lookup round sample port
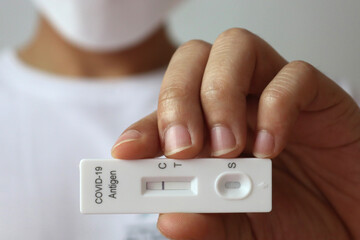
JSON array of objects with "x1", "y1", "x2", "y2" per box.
[{"x1": 215, "y1": 172, "x2": 252, "y2": 199}]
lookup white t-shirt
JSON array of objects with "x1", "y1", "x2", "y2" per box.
[{"x1": 0, "y1": 49, "x2": 167, "y2": 240}]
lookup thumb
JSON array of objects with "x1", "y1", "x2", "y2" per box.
[
  {"x1": 157, "y1": 213, "x2": 254, "y2": 240},
  {"x1": 111, "y1": 111, "x2": 162, "y2": 159},
  {"x1": 157, "y1": 213, "x2": 225, "y2": 240}
]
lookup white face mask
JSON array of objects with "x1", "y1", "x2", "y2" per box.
[{"x1": 31, "y1": 0, "x2": 182, "y2": 52}]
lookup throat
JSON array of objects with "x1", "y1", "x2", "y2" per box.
[{"x1": 18, "y1": 17, "x2": 176, "y2": 79}]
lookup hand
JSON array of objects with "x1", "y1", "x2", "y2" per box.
[{"x1": 111, "y1": 28, "x2": 360, "y2": 240}]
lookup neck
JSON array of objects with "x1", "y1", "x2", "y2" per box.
[{"x1": 18, "y1": 17, "x2": 176, "y2": 78}]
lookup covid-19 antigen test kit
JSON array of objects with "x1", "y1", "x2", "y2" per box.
[{"x1": 80, "y1": 158, "x2": 272, "y2": 213}]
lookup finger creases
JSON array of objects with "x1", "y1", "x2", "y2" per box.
[
  {"x1": 158, "y1": 40, "x2": 211, "y2": 159},
  {"x1": 200, "y1": 28, "x2": 260, "y2": 157},
  {"x1": 253, "y1": 60, "x2": 345, "y2": 158}
]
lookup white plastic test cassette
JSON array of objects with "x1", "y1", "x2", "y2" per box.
[{"x1": 80, "y1": 158, "x2": 272, "y2": 214}]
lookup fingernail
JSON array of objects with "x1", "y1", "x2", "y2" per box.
[
  {"x1": 211, "y1": 125, "x2": 237, "y2": 157},
  {"x1": 164, "y1": 124, "x2": 192, "y2": 155},
  {"x1": 111, "y1": 130, "x2": 142, "y2": 152},
  {"x1": 253, "y1": 130, "x2": 274, "y2": 158}
]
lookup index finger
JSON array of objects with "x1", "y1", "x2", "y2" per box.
[{"x1": 157, "y1": 40, "x2": 212, "y2": 158}]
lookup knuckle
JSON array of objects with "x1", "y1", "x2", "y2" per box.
[
  {"x1": 219, "y1": 28, "x2": 254, "y2": 39},
  {"x1": 158, "y1": 85, "x2": 188, "y2": 106},
  {"x1": 201, "y1": 84, "x2": 228, "y2": 101},
  {"x1": 280, "y1": 60, "x2": 319, "y2": 91},
  {"x1": 261, "y1": 87, "x2": 290, "y2": 109},
  {"x1": 215, "y1": 28, "x2": 257, "y2": 52},
  {"x1": 286, "y1": 60, "x2": 317, "y2": 76},
  {"x1": 217, "y1": 28, "x2": 255, "y2": 43},
  {"x1": 178, "y1": 39, "x2": 210, "y2": 52}
]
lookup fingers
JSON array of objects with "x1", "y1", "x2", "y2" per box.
[
  {"x1": 111, "y1": 111, "x2": 162, "y2": 159},
  {"x1": 157, "y1": 213, "x2": 254, "y2": 240},
  {"x1": 114, "y1": 28, "x2": 322, "y2": 161},
  {"x1": 200, "y1": 29, "x2": 255, "y2": 157},
  {"x1": 201, "y1": 28, "x2": 287, "y2": 157},
  {"x1": 158, "y1": 40, "x2": 211, "y2": 158},
  {"x1": 253, "y1": 61, "x2": 334, "y2": 158}
]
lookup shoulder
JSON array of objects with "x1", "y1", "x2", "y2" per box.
[
  {"x1": 0, "y1": 48, "x2": 15, "y2": 65},
  {"x1": 0, "y1": 48, "x2": 26, "y2": 101},
  {"x1": 0, "y1": 48, "x2": 17, "y2": 81}
]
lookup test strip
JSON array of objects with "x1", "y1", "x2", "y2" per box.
[{"x1": 80, "y1": 158, "x2": 272, "y2": 213}]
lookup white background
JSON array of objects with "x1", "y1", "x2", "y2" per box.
[{"x1": 0, "y1": 0, "x2": 359, "y2": 85}]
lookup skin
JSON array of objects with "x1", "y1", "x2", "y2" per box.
[
  {"x1": 20, "y1": 16, "x2": 359, "y2": 240},
  {"x1": 111, "y1": 28, "x2": 360, "y2": 239},
  {"x1": 19, "y1": 17, "x2": 176, "y2": 78}
]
